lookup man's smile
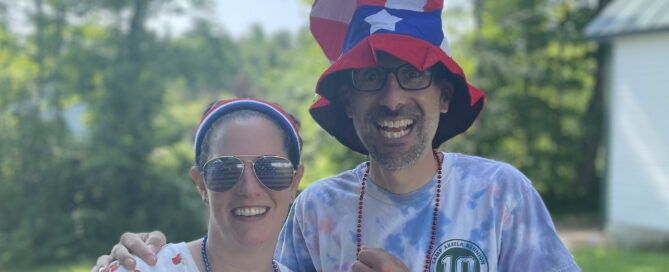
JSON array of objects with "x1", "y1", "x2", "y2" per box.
[{"x1": 377, "y1": 119, "x2": 414, "y2": 139}]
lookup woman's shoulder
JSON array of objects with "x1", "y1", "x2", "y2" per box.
[{"x1": 111, "y1": 242, "x2": 199, "y2": 272}]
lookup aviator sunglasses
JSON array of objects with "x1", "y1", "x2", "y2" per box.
[{"x1": 202, "y1": 155, "x2": 296, "y2": 192}]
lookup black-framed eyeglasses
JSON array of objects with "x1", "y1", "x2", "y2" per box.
[
  {"x1": 201, "y1": 155, "x2": 296, "y2": 192},
  {"x1": 351, "y1": 63, "x2": 433, "y2": 92}
]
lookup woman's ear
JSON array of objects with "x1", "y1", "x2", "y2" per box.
[
  {"x1": 289, "y1": 164, "x2": 304, "y2": 203},
  {"x1": 191, "y1": 166, "x2": 209, "y2": 206}
]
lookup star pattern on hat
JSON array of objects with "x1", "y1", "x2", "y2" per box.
[{"x1": 364, "y1": 9, "x2": 403, "y2": 34}]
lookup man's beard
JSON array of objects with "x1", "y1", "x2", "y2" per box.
[
  {"x1": 369, "y1": 140, "x2": 424, "y2": 170},
  {"x1": 352, "y1": 105, "x2": 438, "y2": 171}
]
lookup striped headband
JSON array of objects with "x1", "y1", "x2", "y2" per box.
[{"x1": 194, "y1": 98, "x2": 301, "y2": 169}]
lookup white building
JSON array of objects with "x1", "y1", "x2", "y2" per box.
[{"x1": 585, "y1": 0, "x2": 669, "y2": 248}]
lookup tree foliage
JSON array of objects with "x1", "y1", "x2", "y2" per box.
[
  {"x1": 0, "y1": 0, "x2": 229, "y2": 266},
  {"x1": 444, "y1": 0, "x2": 603, "y2": 213}
]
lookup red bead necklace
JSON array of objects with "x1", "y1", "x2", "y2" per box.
[{"x1": 356, "y1": 150, "x2": 442, "y2": 272}]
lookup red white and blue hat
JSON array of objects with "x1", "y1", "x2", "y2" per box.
[
  {"x1": 308, "y1": 0, "x2": 486, "y2": 154},
  {"x1": 194, "y1": 98, "x2": 302, "y2": 168}
]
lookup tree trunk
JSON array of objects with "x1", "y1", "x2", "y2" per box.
[{"x1": 574, "y1": 0, "x2": 610, "y2": 200}]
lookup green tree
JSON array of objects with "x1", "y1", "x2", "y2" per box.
[
  {"x1": 0, "y1": 0, "x2": 228, "y2": 266},
  {"x1": 445, "y1": 0, "x2": 603, "y2": 213}
]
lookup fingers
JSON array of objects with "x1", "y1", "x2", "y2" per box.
[
  {"x1": 111, "y1": 242, "x2": 136, "y2": 269},
  {"x1": 357, "y1": 247, "x2": 384, "y2": 269},
  {"x1": 118, "y1": 232, "x2": 157, "y2": 266},
  {"x1": 91, "y1": 230, "x2": 167, "y2": 272},
  {"x1": 356, "y1": 246, "x2": 410, "y2": 272},
  {"x1": 145, "y1": 230, "x2": 167, "y2": 255},
  {"x1": 91, "y1": 254, "x2": 113, "y2": 272},
  {"x1": 351, "y1": 260, "x2": 374, "y2": 272}
]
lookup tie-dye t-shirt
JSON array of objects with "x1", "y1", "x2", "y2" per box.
[{"x1": 275, "y1": 152, "x2": 579, "y2": 272}]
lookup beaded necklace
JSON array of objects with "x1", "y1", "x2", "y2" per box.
[
  {"x1": 201, "y1": 233, "x2": 279, "y2": 272},
  {"x1": 356, "y1": 150, "x2": 442, "y2": 272}
]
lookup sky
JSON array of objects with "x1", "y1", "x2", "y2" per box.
[
  {"x1": 215, "y1": 0, "x2": 309, "y2": 37},
  {"x1": 5, "y1": 0, "x2": 310, "y2": 39},
  {"x1": 211, "y1": 0, "x2": 469, "y2": 38},
  {"x1": 6, "y1": 0, "x2": 470, "y2": 40}
]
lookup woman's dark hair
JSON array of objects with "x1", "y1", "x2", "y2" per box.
[{"x1": 196, "y1": 101, "x2": 301, "y2": 171}]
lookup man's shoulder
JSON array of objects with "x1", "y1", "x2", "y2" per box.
[
  {"x1": 445, "y1": 152, "x2": 531, "y2": 187},
  {"x1": 447, "y1": 152, "x2": 520, "y2": 172}
]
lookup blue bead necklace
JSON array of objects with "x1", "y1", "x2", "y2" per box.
[{"x1": 201, "y1": 233, "x2": 279, "y2": 272}]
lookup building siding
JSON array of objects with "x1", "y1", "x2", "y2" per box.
[{"x1": 606, "y1": 32, "x2": 669, "y2": 237}]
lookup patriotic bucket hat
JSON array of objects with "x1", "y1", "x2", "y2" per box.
[{"x1": 308, "y1": 0, "x2": 486, "y2": 154}]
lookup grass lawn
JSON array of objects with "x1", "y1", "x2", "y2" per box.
[{"x1": 573, "y1": 246, "x2": 669, "y2": 272}]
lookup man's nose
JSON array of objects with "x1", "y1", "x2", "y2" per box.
[{"x1": 377, "y1": 73, "x2": 407, "y2": 111}]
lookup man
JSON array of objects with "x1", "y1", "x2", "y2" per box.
[{"x1": 94, "y1": 0, "x2": 580, "y2": 271}]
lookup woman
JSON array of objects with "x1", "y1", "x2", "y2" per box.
[{"x1": 102, "y1": 98, "x2": 303, "y2": 272}]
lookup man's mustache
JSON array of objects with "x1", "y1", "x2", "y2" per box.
[{"x1": 367, "y1": 105, "x2": 421, "y2": 120}]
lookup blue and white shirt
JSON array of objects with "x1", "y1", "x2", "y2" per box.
[{"x1": 276, "y1": 152, "x2": 580, "y2": 272}]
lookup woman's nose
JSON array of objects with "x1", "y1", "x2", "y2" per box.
[{"x1": 233, "y1": 162, "x2": 264, "y2": 196}]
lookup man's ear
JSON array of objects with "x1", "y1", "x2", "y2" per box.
[
  {"x1": 190, "y1": 166, "x2": 209, "y2": 206},
  {"x1": 338, "y1": 84, "x2": 354, "y2": 118},
  {"x1": 439, "y1": 80, "x2": 454, "y2": 114}
]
